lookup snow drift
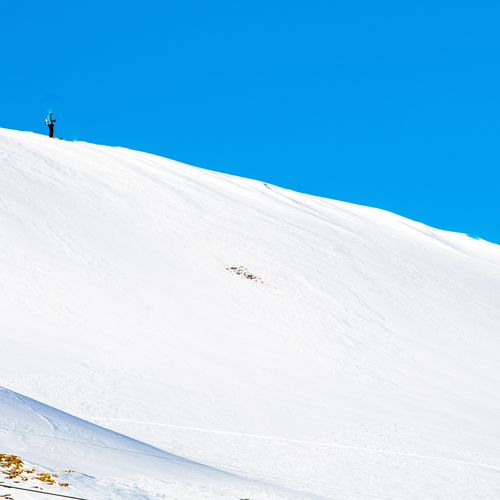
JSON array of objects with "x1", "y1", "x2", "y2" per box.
[{"x1": 1, "y1": 127, "x2": 499, "y2": 499}]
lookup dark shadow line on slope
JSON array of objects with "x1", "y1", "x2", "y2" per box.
[{"x1": 0, "y1": 484, "x2": 91, "y2": 500}]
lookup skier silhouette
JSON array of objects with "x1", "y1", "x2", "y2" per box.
[{"x1": 46, "y1": 113, "x2": 56, "y2": 138}]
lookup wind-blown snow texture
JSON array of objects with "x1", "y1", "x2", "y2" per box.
[{"x1": 1, "y1": 128, "x2": 499, "y2": 500}]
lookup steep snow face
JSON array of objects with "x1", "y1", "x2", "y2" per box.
[
  {"x1": 0, "y1": 387, "x2": 318, "y2": 500},
  {"x1": 1, "y1": 127, "x2": 499, "y2": 499}
]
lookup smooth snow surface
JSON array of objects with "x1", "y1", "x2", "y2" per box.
[{"x1": 1, "y1": 128, "x2": 500, "y2": 500}]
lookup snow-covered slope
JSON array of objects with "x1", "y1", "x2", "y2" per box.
[
  {"x1": 0, "y1": 386, "x2": 317, "y2": 500},
  {"x1": 1, "y1": 127, "x2": 499, "y2": 499}
]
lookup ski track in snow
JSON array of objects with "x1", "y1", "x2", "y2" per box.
[{"x1": 84, "y1": 418, "x2": 500, "y2": 472}]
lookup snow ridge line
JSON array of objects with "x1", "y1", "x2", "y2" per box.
[{"x1": 89, "y1": 418, "x2": 500, "y2": 472}]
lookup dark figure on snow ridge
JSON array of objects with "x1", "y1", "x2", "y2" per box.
[{"x1": 46, "y1": 113, "x2": 56, "y2": 137}]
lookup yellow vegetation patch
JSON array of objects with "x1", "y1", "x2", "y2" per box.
[{"x1": 0, "y1": 453, "x2": 71, "y2": 488}]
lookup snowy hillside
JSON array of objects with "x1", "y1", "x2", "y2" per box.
[{"x1": 1, "y1": 127, "x2": 499, "y2": 500}]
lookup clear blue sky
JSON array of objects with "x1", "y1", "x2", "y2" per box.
[{"x1": 3, "y1": 1, "x2": 500, "y2": 245}]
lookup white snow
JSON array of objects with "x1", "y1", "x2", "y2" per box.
[{"x1": 1, "y1": 127, "x2": 499, "y2": 499}]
